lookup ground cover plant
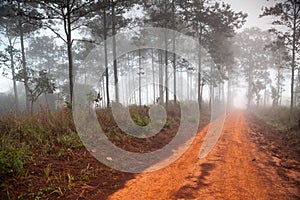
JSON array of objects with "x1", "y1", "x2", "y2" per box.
[{"x1": 0, "y1": 104, "x2": 210, "y2": 199}]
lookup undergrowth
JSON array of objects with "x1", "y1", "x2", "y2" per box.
[
  {"x1": 252, "y1": 106, "x2": 300, "y2": 141},
  {"x1": 0, "y1": 103, "x2": 210, "y2": 199},
  {"x1": 0, "y1": 109, "x2": 81, "y2": 177}
]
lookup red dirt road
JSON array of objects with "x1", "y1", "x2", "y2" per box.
[{"x1": 106, "y1": 111, "x2": 299, "y2": 200}]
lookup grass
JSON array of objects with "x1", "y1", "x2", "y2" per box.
[
  {"x1": 0, "y1": 103, "x2": 210, "y2": 199},
  {"x1": 253, "y1": 106, "x2": 299, "y2": 131},
  {"x1": 252, "y1": 106, "x2": 300, "y2": 143},
  {"x1": 0, "y1": 109, "x2": 85, "y2": 199}
]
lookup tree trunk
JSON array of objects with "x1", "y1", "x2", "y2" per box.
[
  {"x1": 67, "y1": 42, "x2": 73, "y2": 104},
  {"x1": 172, "y1": 1, "x2": 176, "y2": 104},
  {"x1": 152, "y1": 49, "x2": 155, "y2": 104},
  {"x1": 247, "y1": 69, "x2": 253, "y2": 109},
  {"x1": 146, "y1": 67, "x2": 149, "y2": 105},
  {"x1": 111, "y1": 0, "x2": 119, "y2": 103},
  {"x1": 197, "y1": 26, "x2": 202, "y2": 109},
  {"x1": 290, "y1": 7, "x2": 296, "y2": 115},
  {"x1": 164, "y1": 34, "x2": 168, "y2": 109},
  {"x1": 159, "y1": 50, "x2": 164, "y2": 104},
  {"x1": 227, "y1": 76, "x2": 231, "y2": 110},
  {"x1": 173, "y1": 54, "x2": 176, "y2": 104},
  {"x1": 180, "y1": 71, "x2": 183, "y2": 100},
  {"x1": 209, "y1": 60, "x2": 213, "y2": 110},
  {"x1": 264, "y1": 81, "x2": 267, "y2": 107},
  {"x1": 164, "y1": 2, "x2": 168, "y2": 109},
  {"x1": 8, "y1": 39, "x2": 19, "y2": 112},
  {"x1": 18, "y1": 2, "x2": 29, "y2": 112},
  {"x1": 138, "y1": 48, "x2": 142, "y2": 107},
  {"x1": 187, "y1": 71, "x2": 190, "y2": 100},
  {"x1": 65, "y1": 2, "x2": 74, "y2": 105},
  {"x1": 31, "y1": 100, "x2": 34, "y2": 115},
  {"x1": 103, "y1": 6, "x2": 110, "y2": 107},
  {"x1": 102, "y1": 77, "x2": 106, "y2": 108}
]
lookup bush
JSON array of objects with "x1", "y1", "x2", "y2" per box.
[
  {"x1": 0, "y1": 147, "x2": 26, "y2": 177},
  {"x1": 253, "y1": 106, "x2": 300, "y2": 131}
]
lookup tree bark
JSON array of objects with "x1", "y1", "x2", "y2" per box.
[
  {"x1": 138, "y1": 48, "x2": 142, "y2": 107},
  {"x1": 164, "y1": 1, "x2": 168, "y2": 109},
  {"x1": 164, "y1": 33, "x2": 168, "y2": 109},
  {"x1": 159, "y1": 50, "x2": 164, "y2": 104},
  {"x1": 64, "y1": 0, "x2": 74, "y2": 106},
  {"x1": 172, "y1": 1, "x2": 176, "y2": 104},
  {"x1": 227, "y1": 75, "x2": 231, "y2": 110},
  {"x1": 152, "y1": 49, "x2": 155, "y2": 104},
  {"x1": 18, "y1": 2, "x2": 29, "y2": 112},
  {"x1": 111, "y1": 0, "x2": 119, "y2": 103},
  {"x1": 290, "y1": 5, "x2": 296, "y2": 114},
  {"x1": 197, "y1": 27, "x2": 202, "y2": 109},
  {"x1": 8, "y1": 39, "x2": 19, "y2": 112},
  {"x1": 103, "y1": 5, "x2": 110, "y2": 107}
]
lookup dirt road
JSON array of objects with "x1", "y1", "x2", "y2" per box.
[{"x1": 106, "y1": 111, "x2": 299, "y2": 200}]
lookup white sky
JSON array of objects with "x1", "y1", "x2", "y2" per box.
[
  {"x1": 224, "y1": 0, "x2": 276, "y2": 31},
  {"x1": 0, "y1": 1, "x2": 277, "y2": 94}
]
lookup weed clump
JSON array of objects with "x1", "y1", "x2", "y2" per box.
[{"x1": 0, "y1": 147, "x2": 26, "y2": 177}]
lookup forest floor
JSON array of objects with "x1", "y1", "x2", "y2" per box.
[{"x1": 1, "y1": 110, "x2": 299, "y2": 199}]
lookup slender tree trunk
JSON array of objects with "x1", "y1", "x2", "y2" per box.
[
  {"x1": 191, "y1": 72, "x2": 194, "y2": 100},
  {"x1": 276, "y1": 55, "x2": 282, "y2": 106},
  {"x1": 138, "y1": 49, "x2": 142, "y2": 107},
  {"x1": 264, "y1": 80, "x2": 267, "y2": 107},
  {"x1": 173, "y1": 56, "x2": 176, "y2": 103},
  {"x1": 164, "y1": 1, "x2": 168, "y2": 109},
  {"x1": 31, "y1": 100, "x2": 34, "y2": 115},
  {"x1": 65, "y1": 2, "x2": 74, "y2": 105},
  {"x1": 291, "y1": 8, "x2": 300, "y2": 127},
  {"x1": 8, "y1": 39, "x2": 19, "y2": 112},
  {"x1": 247, "y1": 68, "x2": 253, "y2": 109},
  {"x1": 18, "y1": 2, "x2": 29, "y2": 112},
  {"x1": 164, "y1": 34, "x2": 168, "y2": 108},
  {"x1": 187, "y1": 71, "x2": 190, "y2": 100},
  {"x1": 222, "y1": 83, "x2": 224, "y2": 103},
  {"x1": 173, "y1": 34, "x2": 177, "y2": 104},
  {"x1": 111, "y1": 0, "x2": 119, "y2": 103},
  {"x1": 209, "y1": 60, "x2": 213, "y2": 110},
  {"x1": 197, "y1": 28, "x2": 202, "y2": 109},
  {"x1": 67, "y1": 41, "x2": 73, "y2": 104},
  {"x1": 159, "y1": 50, "x2": 164, "y2": 104},
  {"x1": 103, "y1": 6, "x2": 110, "y2": 107},
  {"x1": 180, "y1": 71, "x2": 183, "y2": 100},
  {"x1": 146, "y1": 68, "x2": 149, "y2": 105},
  {"x1": 102, "y1": 77, "x2": 106, "y2": 108},
  {"x1": 126, "y1": 53, "x2": 131, "y2": 106},
  {"x1": 227, "y1": 77, "x2": 231, "y2": 110},
  {"x1": 290, "y1": 9, "x2": 296, "y2": 115},
  {"x1": 172, "y1": 1, "x2": 177, "y2": 104},
  {"x1": 200, "y1": 82, "x2": 204, "y2": 105},
  {"x1": 152, "y1": 49, "x2": 155, "y2": 104}
]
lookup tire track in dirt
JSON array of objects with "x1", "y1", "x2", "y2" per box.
[{"x1": 104, "y1": 111, "x2": 295, "y2": 200}]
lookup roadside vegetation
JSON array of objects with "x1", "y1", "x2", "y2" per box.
[
  {"x1": 252, "y1": 106, "x2": 300, "y2": 151},
  {"x1": 0, "y1": 104, "x2": 210, "y2": 199}
]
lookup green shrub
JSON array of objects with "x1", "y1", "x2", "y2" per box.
[
  {"x1": 134, "y1": 115, "x2": 150, "y2": 127},
  {"x1": 57, "y1": 133, "x2": 83, "y2": 149},
  {"x1": 0, "y1": 147, "x2": 26, "y2": 177}
]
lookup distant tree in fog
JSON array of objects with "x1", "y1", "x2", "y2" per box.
[
  {"x1": 234, "y1": 28, "x2": 272, "y2": 108},
  {"x1": 16, "y1": 69, "x2": 56, "y2": 114},
  {"x1": 261, "y1": 0, "x2": 300, "y2": 112}
]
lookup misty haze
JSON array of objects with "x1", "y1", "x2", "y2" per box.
[{"x1": 0, "y1": 0, "x2": 299, "y2": 199}]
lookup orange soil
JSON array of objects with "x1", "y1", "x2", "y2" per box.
[{"x1": 105, "y1": 111, "x2": 298, "y2": 200}]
